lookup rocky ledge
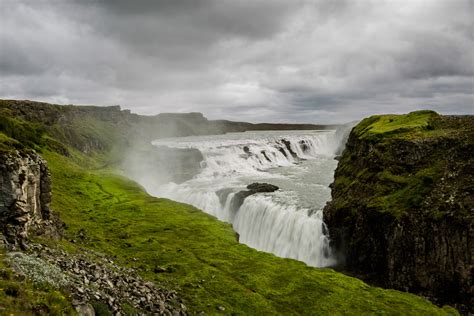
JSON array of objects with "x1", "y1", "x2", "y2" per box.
[{"x1": 0, "y1": 149, "x2": 59, "y2": 248}]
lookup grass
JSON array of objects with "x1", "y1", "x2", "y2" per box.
[
  {"x1": 39, "y1": 150, "x2": 457, "y2": 315},
  {"x1": 0, "y1": 108, "x2": 45, "y2": 149},
  {"x1": 353, "y1": 110, "x2": 439, "y2": 140}
]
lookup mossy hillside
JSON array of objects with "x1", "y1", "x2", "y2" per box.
[
  {"x1": 41, "y1": 150, "x2": 457, "y2": 315},
  {"x1": 332, "y1": 111, "x2": 473, "y2": 219},
  {"x1": 353, "y1": 110, "x2": 439, "y2": 140},
  {"x1": 0, "y1": 108, "x2": 46, "y2": 151}
]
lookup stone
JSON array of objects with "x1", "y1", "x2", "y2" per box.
[{"x1": 246, "y1": 183, "x2": 279, "y2": 193}]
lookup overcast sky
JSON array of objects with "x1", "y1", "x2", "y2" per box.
[{"x1": 1, "y1": 0, "x2": 473, "y2": 123}]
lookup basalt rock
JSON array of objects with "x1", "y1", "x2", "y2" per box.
[
  {"x1": 281, "y1": 139, "x2": 298, "y2": 159},
  {"x1": 324, "y1": 113, "x2": 474, "y2": 313},
  {"x1": 0, "y1": 150, "x2": 59, "y2": 247},
  {"x1": 247, "y1": 183, "x2": 279, "y2": 193}
]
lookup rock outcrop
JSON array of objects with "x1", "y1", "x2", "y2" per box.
[
  {"x1": 0, "y1": 149, "x2": 58, "y2": 247},
  {"x1": 324, "y1": 112, "x2": 473, "y2": 313}
]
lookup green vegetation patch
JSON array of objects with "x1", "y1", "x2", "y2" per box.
[
  {"x1": 353, "y1": 110, "x2": 439, "y2": 140},
  {"x1": 0, "y1": 109, "x2": 45, "y2": 150}
]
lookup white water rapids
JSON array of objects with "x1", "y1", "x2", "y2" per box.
[{"x1": 147, "y1": 130, "x2": 347, "y2": 267}]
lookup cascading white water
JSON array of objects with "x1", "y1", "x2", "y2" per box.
[
  {"x1": 149, "y1": 130, "x2": 344, "y2": 268},
  {"x1": 234, "y1": 196, "x2": 332, "y2": 267}
]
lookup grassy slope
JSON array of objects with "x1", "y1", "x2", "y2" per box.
[
  {"x1": 39, "y1": 150, "x2": 456, "y2": 315},
  {"x1": 353, "y1": 110, "x2": 439, "y2": 139}
]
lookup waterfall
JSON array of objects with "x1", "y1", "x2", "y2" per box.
[
  {"x1": 149, "y1": 130, "x2": 345, "y2": 267},
  {"x1": 234, "y1": 196, "x2": 333, "y2": 267}
]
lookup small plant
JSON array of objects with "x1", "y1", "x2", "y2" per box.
[{"x1": 7, "y1": 252, "x2": 69, "y2": 289}]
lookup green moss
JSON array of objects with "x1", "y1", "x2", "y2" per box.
[
  {"x1": 0, "y1": 109, "x2": 46, "y2": 150},
  {"x1": 354, "y1": 110, "x2": 439, "y2": 140},
  {"x1": 366, "y1": 164, "x2": 444, "y2": 218},
  {"x1": 40, "y1": 150, "x2": 455, "y2": 315},
  {"x1": 378, "y1": 170, "x2": 410, "y2": 185}
]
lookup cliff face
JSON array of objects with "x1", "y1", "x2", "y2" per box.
[
  {"x1": 324, "y1": 111, "x2": 473, "y2": 312},
  {"x1": 0, "y1": 149, "x2": 56, "y2": 247}
]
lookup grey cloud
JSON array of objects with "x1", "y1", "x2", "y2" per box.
[
  {"x1": 0, "y1": 39, "x2": 48, "y2": 76},
  {"x1": 396, "y1": 32, "x2": 474, "y2": 80},
  {"x1": 0, "y1": 0, "x2": 472, "y2": 123}
]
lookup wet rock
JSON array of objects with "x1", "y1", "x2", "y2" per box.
[
  {"x1": 277, "y1": 147, "x2": 287, "y2": 158},
  {"x1": 281, "y1": 139, "x2": 298, "y2": 159},
  {"x1": 260, "y1": 151, "x2": 271, "y2": 162},
  {"x1": 247, "y1": 183, "x2": 279, "y2": 193}
]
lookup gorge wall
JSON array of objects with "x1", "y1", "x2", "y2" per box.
[
  {"x1": 0, "y1": 149, "x2": 56, "y2": 247},
  {"x1": 324, "y1": 111, "x2": 473, "y2": 312}
]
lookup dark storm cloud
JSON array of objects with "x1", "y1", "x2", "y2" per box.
[{"x1": 0, "y1": 0, "x2": 472, "y2": 123}]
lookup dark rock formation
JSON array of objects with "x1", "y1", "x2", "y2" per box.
[
  {"x1": 260, "y1": 151, "x2": 271, "y2": 162},
  {"x1": 324, "y1": 113, "x2": 473, "y2": 313},
  {"x1": 247, "y1": 183, "x2": 279, "y2": 193},
  {"x1": 281, "y1": 139, "x2": 298, "y2": 159},
  {"x1": 0, "y1": 150, "x2": 59, "y2": 247}
]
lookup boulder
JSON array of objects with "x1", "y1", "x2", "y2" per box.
[{"x1": 247, "y1": 183, "x2": 279, "y2": 193}]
